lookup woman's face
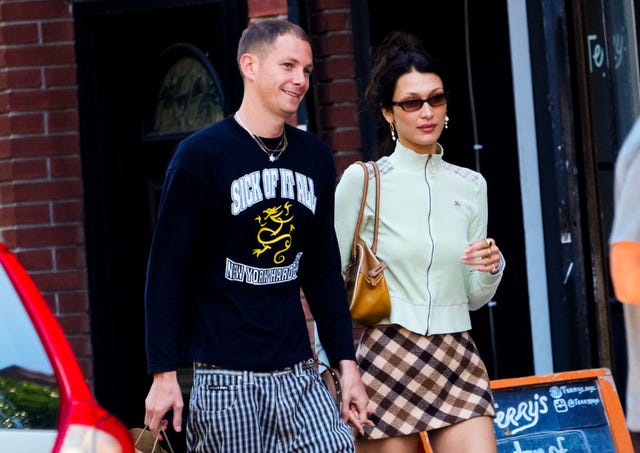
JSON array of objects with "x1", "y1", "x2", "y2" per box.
[{"x1": 382, "y1": 70, "x2": 447, "y2": 154}]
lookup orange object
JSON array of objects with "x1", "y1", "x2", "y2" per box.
[
  {"x1": 610, "y1": 241, "x2": 640, "y2": 305},
  {"x1": 418, "y1": 431, "x2": 432, "y2": 453}
]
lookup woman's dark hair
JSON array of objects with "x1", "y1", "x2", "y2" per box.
[{"x1": 365, "y1": 31, "x2": 446, "y2": 155}]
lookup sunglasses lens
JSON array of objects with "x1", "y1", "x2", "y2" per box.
[
  {"x1": 427, "y1": 94, "x2": 447, "y2": 107},
  {"x1": 402, "y1": 100, "x2": 424, "y2": 111}
]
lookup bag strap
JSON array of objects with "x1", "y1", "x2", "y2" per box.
[
  {"x1": 370, "y1": 161, "x2": 381, "y2": 253},
  {"x1": 351, "y1": 161, "x2": 381, "y2": 256},
  {"x1": 350, "y1": 162, "x2": 368, "y2": 259},
  {"x1": 134, "y1": 425, "x2": 175, "y2": 453}
]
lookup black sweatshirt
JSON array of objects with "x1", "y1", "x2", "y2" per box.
[{"x1": 145, "y1": 115, "x2": 355, "y2": 373}]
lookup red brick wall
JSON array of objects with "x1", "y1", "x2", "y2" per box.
[
  {"x1": 308, "y1": 0, "x2": 362, "y2": 174},
  {"x1": 248, "y1": 0, "x2": 287, "y2": 18},
  {"x1": 305, "y1": 2, "x2": 364, "y2": 348},
  {"x1": 0, "y1": 0, "x2": 91, "y2": 379}
]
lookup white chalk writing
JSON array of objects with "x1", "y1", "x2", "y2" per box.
[
  {"x1": 494, "y1": 393, "x2": 549, "y2": 435},
  {"x1": 510, "y1": 436, "x2": 568, "y2": 453},
  {"x1": 586, "y1": 30, "x2": 628, "y2": 75}
]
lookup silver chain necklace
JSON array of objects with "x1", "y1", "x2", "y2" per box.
[{"x1": 234, "y1": 113, "x2": 288, "y2": 162}]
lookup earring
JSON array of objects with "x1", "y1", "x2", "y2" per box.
[
  {"x1": 444, "y1": 115, "x2": 449, "y2": 129},
  {"x1": 389, "y1": 122, "x2": 397, "y2": 141}
]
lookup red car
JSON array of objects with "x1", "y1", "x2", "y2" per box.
[{"x1": 0, "y1": 243, "x2": 134, "y2": 452}]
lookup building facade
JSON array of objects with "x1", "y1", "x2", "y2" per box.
[{"x1": 1, "y1": 0, "x2": 638, "y2": 438}]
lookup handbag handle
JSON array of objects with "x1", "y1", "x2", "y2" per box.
[
  {"x1": 133, "y1": 425, "x2": 175, "y2": 453},
  {"x1": 351, "y1": 161, "x2": 381, "y2": 257}
]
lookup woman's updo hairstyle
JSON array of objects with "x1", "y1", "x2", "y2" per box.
[
  {"x1": 365, "y1": 31, "x2": 445, "y2": 111},
  {"x1": 365, "y1": 31, "x2": 446, "y2": 155}
]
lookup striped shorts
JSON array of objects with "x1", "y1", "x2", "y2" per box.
[{"x1": 186, "y1": 359, "x2": 354, "y2": 452}]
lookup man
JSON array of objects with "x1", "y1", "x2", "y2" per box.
[
  {"x1": 143, "y1": 18, "x2": 370, "y2": 452},
  {"x1": 609, "y1": 117, "x2": 640, "y2": 451}
]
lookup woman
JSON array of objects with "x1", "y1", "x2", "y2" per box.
[{"x1": 318, "y1": 31, "x2": 504, "y2": 452}]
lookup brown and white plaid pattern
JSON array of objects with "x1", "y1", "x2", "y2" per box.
[{"x1": 355, "y1": 324, "x2": 495, "y2": 439}]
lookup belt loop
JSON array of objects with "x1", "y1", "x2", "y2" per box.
[
  {"x1": 295, "y1": 358, "x2": 315, "y2": 376},
  {"x1": 243, "y1": 370, "x2": 254, "y2": 384}
]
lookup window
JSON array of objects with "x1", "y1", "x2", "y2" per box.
[
  {"x1": 148, "y1": 43, "x2": 225, "y2": 136},
  {"x1": 0, "y1": 264, "x2": 59, "y2": 430}
]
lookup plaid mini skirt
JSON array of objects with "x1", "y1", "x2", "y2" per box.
[{"x1": 356, "y1": 324, "x2": 496, "y2": 440}]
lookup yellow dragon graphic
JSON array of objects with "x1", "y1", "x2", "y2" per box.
[{"x1": 253, "y1": 201, "x2": 295, "y2": 264}]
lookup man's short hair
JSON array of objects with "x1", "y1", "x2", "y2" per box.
[{"x1": 236, "y1": 18, "x2": 311, "y2": 65}]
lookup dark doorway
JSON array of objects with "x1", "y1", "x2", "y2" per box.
[
  {"x1": 361, "y1": 0, "x2": 533, "y2": 379},
  {"x1": 73, "y1": 1, "x2": 247, "y2": 446}
]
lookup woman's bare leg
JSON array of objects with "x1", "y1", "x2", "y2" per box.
[
  {"x1": 355, "y1": 433, "x2": 421, "y2": 453},
  {"x1": 428, "y1": 416, "x2": 497, "y2": 453}
]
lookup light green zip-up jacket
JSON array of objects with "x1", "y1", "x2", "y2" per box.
[{"x1": 335, "y1": 141, "x2": 504, "y2": 336}]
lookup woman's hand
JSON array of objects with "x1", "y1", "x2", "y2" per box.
[
  {"x1": 338, "y1": 360, "x2": 374, "y2": 434},
  {"x1": 461, "y1": 238, "x2": 501, "y2": 274}
]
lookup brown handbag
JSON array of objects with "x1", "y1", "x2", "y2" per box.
[{"x1": 344, "y1": 161, "x2": 391, "y2": 326}]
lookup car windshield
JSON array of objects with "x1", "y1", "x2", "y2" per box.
[{"x1": 0, "y1": 261, "x2": 59, "y2": 430}]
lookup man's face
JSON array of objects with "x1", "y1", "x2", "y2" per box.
[{"x1": 252, "y1": 34, "x2": 313, "y2": 118}]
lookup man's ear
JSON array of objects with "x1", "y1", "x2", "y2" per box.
[{"x1": 239, "y1": 53, "x2": 257, "y2": 80}]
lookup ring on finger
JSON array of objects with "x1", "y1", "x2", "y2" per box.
[
  {"x1": 485, "y1": 238, "x2": 493, "y2": 248},
  {"x1": 485, "y1": 249, "x2": 492, "y2": 258}
]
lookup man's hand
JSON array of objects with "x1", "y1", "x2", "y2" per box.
[
  {"x1": 144, "y1": 371, "x2": 184, "y2": 440},
  {"x1": 338, "y1": 360, "x2": 374, "y2": 434}
]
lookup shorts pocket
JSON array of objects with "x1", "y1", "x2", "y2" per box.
[{"x1": 190, "y1": 372, "x2": 247, "y2": 414}]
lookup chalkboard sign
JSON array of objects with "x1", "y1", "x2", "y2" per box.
[{"x1": 418, "y1": 368, "x2": 633, "y2": 453}]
